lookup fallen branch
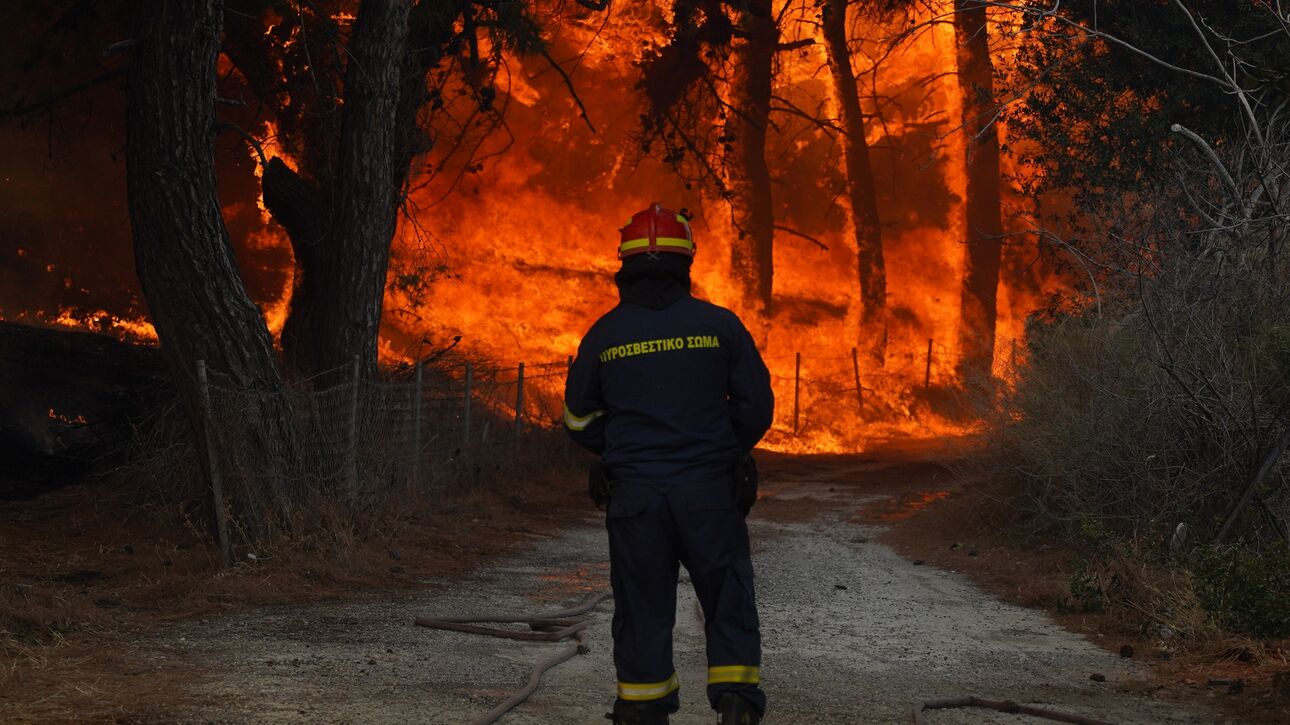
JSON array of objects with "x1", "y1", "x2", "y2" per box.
[{"x1": 911, "y1": 695, "x2": 1118, "y2": 725}]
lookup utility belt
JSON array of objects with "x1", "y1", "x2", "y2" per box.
[{"x1": 588, "y1": 454, "x2": 759, "y2": 514}]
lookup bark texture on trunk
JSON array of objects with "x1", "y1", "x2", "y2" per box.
[
  {"x1": 126, "y1": 0, "x2": 296, "y2": 521},
  {"x1": 954, "y1": 0, "x2": 1004, "y2": 381},
  {"x1": 727, "y1": 0, "x2": 777, "y2": 327},
  {"x1": 226, "y1": 1, "x2": 449, "y2": 386},
  {"x1": 823, "y1": 0, "x2": 887, "y2": 367},
  {"x1": 278, "y1": 0, "x2": 413, "y2": 383}
]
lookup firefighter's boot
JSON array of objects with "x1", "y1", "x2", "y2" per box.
[
  {"x1": 607, "y1": 700, "x2": 670, "y2": 725},
  {"x1": 716, "y1": 693, "x2": 760, "y2": 725}
]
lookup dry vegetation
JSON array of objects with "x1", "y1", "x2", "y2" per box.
[
  {"x1": 0, "y1": 422, "x2": 588, "y2": 721},
  {"x1": 969, "y1": 120, "x2": 1290, "y2": 645},
  {"x1": 941, "y1": 5, "x2": 1290, "y2": 706}
]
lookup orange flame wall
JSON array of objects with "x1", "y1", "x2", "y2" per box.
[
  {"x1": 0, "y1": 2, "x2": 1057, "y2": 452},
  {"x1": 377, "y1": 2, "x2": 1048, "y2": 449}
]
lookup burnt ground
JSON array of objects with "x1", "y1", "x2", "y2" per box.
[{"x1": 3, "y1": 440, "x2": 1284, "y2": 723}]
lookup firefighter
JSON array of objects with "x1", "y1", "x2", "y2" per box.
[{"x1": 563, "y1": 203, "x2": 774, "y2": 725}]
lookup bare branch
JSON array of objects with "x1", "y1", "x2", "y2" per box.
[
  {"x1": 773, "y1": 224, "x2": 829, "y2": 251},
  {"x1": 775, "y1": 38, "x2": 815, "y2": 52},
  {"x1": 1170, "y1": 123, "x2": 1242, "y2": 212},
  {"x1": 0, "y1": 68, "x2": 125, "y2": 119},
  {"x1": 214, "y1": 122, "x2": 269, "y2": 167},
  {"x1": 538, "y1": 47, "x2": 597, "y2": 134}
]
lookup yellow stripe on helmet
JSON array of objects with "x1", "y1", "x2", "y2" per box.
[{"x1": 619, "y1": 237, "x2": 694, "y2": 253}]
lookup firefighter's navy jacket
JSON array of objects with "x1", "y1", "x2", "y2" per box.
[{"x1": 563, "y1": 295, "x2": 774, "y2": 484}]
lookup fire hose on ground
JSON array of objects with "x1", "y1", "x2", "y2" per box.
[
  {"x1": 414, "y1": 590, "x2": 612, "y2": 725},
  {"x1": 414, "y1": 589, "x2": 1123, "y2": 725}
]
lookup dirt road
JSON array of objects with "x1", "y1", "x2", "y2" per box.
[{"x1": 153, "y1": 446, "x2": 1236, "y2": 723}]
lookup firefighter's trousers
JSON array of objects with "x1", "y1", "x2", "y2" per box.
[{"x1": 605, "y1": 479, "x2": 765, "y2": 715}]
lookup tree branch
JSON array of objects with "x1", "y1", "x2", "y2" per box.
[
  {"x1": 214, "y1": 122, "x2": 269, "y2": 167},
  {"x1": 775, "y1": 38, "x2": 815, "y2": 52},
  {"x1": 538, "y1": 47, "x2": 597, "y2": 134},
  {"x1": 0, "y1": 67, "x2": 125, "y2": 119},
  {"x1": 769, "y1": 93, "x2": 840, "y2": 136},
  {"x1": 1215, "y1": 424, "x2": 1290, "y2": 545},
  {"x1": 1170, "y1": 123, "x2": 1242, "y2": 212},
  {"x1": 262, "y1": 158, "x2": 329, "y2": 263},
  {"x1": 774, "y1": 224, "x2": 829, "y2": 251}
]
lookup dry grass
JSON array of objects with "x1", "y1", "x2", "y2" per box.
[
  {"x1": 0, "y1": 430, "x2": 591, "y2": 722},
  {"x1": 881, "y1": 471, "x2": 1290, "y2": 720}
]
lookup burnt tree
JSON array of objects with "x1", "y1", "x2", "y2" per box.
[
  {"x1": 637, "y1": 0, "x2": 789, "y2": 330},
  {"x1": 823, "y1": 0, "x2": 887, "y2": 366},
  {"x1": 274, "y1": 1, "x2": 411, "y2": 383},
  {"x1": 223, "y1": 1, "x2": 547, "y2": 384},
  {"x1": 727, "y1": 0, "x2": 778, "y2": 324},
  {"x1": 954, "y1": 0, "x2": 1004, "y2": 381},
  {"x1": 126, "y1": 0, "x2": 297, "y2": 522},
  {"x1": 225, "y1": 1, "x2": 414, "y2": 383}
]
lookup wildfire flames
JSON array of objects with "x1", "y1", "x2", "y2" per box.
[{"x1": 2, "y1": 1, "x2": 1067, "y2": 453}]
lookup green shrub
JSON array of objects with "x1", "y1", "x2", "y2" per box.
[
  {"x1": 1191, "y1": 545, "x2": 1290, "y2": 638},
  {"x1": 1067, "y1": 564, "x2": 1105, "y2": 612}
]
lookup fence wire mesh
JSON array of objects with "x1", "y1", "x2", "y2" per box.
[
  {"x1": 193, "y1": 335, "x2": 1011, "y2": 524},
  {"x1": 196, "y1": 357, "x2": 578, "y2": 529}
]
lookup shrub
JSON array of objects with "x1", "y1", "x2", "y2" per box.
[{"x1": 1192, "y1": 545, "x2": 1290, "y2": 639}]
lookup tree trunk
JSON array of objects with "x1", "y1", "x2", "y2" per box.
[
  {"x1": 126, "y1": 0, "x2": 296, "y2": 527},
  {"x1": 727, "y1": 0, "x2": 777, "y2": 328},
  {"x1": 823, "y1": 0, "x2": 887, "y2": 367},
  {"x1": 275, "y1": 0, "x2": 413, "y2": 385},
  {"x1": 954, "y1": 0, "x2": 1004, "y2": 382}
]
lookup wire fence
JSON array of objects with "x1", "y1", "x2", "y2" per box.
[
  {"x1": 190, "y1": 335, "x2": 1019, "y2": 560},
  {"x1": 194, "y1": 356, "x2": 581, "y2": 562},
  {"x1": 759, "y1": 335, "x2": 1023, "y2": 440}
]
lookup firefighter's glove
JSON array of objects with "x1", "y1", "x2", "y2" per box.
[
  {"x1": 587, "y1": 460, "x2": 613, "y2": 509},
  {"x1": 733, "y1": 452, "x2": 759, "y2": 514}
]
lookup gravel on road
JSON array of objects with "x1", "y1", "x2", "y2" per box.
[{"x1": 156, "y1": 455, "x2": 1234, "y2": 724}]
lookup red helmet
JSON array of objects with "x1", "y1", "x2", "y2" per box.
[{"x1": 618, "y1": 203, "x2": 695, "y2": 259}]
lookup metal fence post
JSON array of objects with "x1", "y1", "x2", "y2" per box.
[
  {"x1": 514, "y1": 362, "x2": 525, "y2": 438},
  {"x1": 196, "y1": 359, "x2": 232, "y2": 568},
  {"x1": 348, "y1": 356, "x2": 360, "y2": 494},
  {"x1": 462, "y1": 362, "x2": 473, "y2": 446},
  {"x1": 851, "y1": 347, "x2": 863, "y2": 418},
  {"x1": 411, "y1": 361, "x2": 423, "y2": 490},
  {"x1": 793, "y1": 352, "x2": 801, "y2": 436},
  {"x1": 924, "y1": 338, "x2": 933, "y2": 393}
]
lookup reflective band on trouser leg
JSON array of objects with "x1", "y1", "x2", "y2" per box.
[
  {"x1": 707, "y1": 665, "x2": 760, "y2": 685},
  {"x1": 617, "y1": 673, "x2": 680, "y2": 702}
]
